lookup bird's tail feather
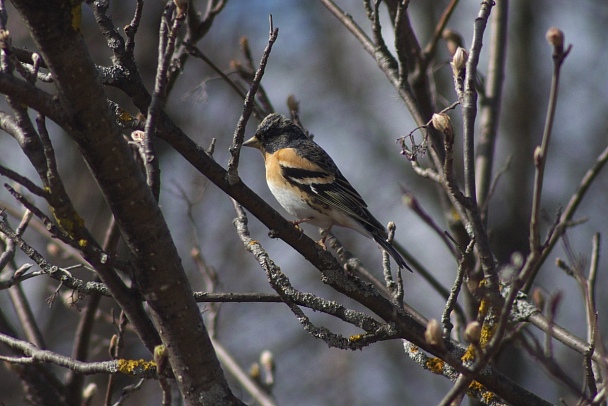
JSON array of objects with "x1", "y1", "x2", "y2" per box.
[{"x1": 372, "y1": 234, "x2": 412, "y2": 272}]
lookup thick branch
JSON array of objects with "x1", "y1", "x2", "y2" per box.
[{"x1": 7, "y1": 1, "x2": 240, "y2": 404}]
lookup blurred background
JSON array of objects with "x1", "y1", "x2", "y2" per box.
[{"x1": 1, "y1": 0, "x2": 607, "y2": 404}]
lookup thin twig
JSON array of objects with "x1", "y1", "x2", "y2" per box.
[
  {"x1": 144, "y1": 4, "x2": 185, "y2": 200},
  {"x1": 441, "y1": 239, "x2": 474, "y2": 336},
  {"x1": 124, "y1": 0, "x2": 144, "y2": 55},
  {"x1": 185, "y1": 44, "x2": 250, "y2": 107},
  {"x1": 529, "y1": 29, "x2": 572, "y2": 254},
  {"x1": 461, "y1": 0, "x2": 496, "y2": 276},
  {"x1": 226, "y1": 17, "x2": 278, "y2": 185},
  {"x1": 0, "y1": 332, "x2": 155, "y2": 378},
  {"x1": 232, "y1": 199, "x2": 397, "y2": 348},
  {"x1": 0, "y1": 164, "x2": 46, "y2": 197},
  {"x1": 402, "y1": 190, "x2": 457, "y2": 258},
  {"x1": 522, "y1": 31, "x2": 574, "y2": 290}
]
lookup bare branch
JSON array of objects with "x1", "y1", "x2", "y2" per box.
[
  {"x1": 226, "y1": 18, "x2": 279, "y2": 185},
  {"x1": 0, "y1": 332, "x2": 156, "y2": 378}
]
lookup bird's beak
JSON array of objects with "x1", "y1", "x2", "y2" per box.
[{"x1": 242, "y1": 135, "x2": 261, "y2": 149}]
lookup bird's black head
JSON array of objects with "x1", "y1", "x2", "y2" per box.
[{"x1": 243, "y1": 113, "x2": 307, "y2": 153}]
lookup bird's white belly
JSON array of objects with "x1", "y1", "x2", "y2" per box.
[
  {"x1": 268, "y1": 181, "x2": 335, "y2": 229},
  {"x1": 267, "y1": 179, "x2": 370, "y2": 237}
]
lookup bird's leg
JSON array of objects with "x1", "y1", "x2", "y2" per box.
[
  {"x1": 269, "y1": 217, "x2": 313, "y2": 239},
  {"x1": 316, "y1": 227, "x2": 333, "y2": 250},
  {"x1": 290, "y1": 217, "x2": 312, "y2": 233}
]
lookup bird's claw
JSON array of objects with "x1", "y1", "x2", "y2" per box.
[{"x1": 316, "y1": 239, "x2": 328, "y2": 250}]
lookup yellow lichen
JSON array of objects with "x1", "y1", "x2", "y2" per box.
[
  {"x1": 50, "y1": 206, "x2": 85, "y2": 237},
  {"x1": 467, "y1": 381, "x2": 496, "y2": 404},
  {"x1": 349, "y1": 334, "x2": 363, "y2": 342},
  {"x1": 71, "y1": 3, "x2": 81, "y2": 31},
  {"x1": 117, "y1": 359, "x2": 156, "y2": 375},
  {"x1": 450, "y1": 207, "x2": 461, "y2": 222},
  {"x1": 425, "y1": 357, "x2": 445, "y2": 374},
  {"x1": 468, "y1": 380, "x2": 484, "y2": 392},
  {"x1": 481, "y1": 390, "x2": 496, "y2": 403},
  {"x1": 119, "y1": 110, "x2": 134, "y2": 122},
  {"x1": 78, "y1": 239, "x2": 87, "y2": 247},
  {"x1": 477, "y1": 299, "x2": 488, "y2": 317},
  {"x1": 479, "y1": 323, "x2": 497, "y2": 347},
  {"x1": 461, "y1": 344, "x2": 476, "y2": 363}
]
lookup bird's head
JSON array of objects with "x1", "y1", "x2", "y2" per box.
[{"x1": 243, "y1": 113, "x2": 306, "y2": 153}]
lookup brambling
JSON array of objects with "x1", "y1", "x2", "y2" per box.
[{"x1": 243, "y1": 113, "x2": 411, "y2": 271}]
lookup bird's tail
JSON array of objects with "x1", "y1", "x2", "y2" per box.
[{"x1": 372, "y1": 233, "x2": 412, "y2": 272}]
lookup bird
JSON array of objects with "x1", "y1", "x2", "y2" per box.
[{"x1": 243, "y1": 113, "x2": 411, "y2": 271}]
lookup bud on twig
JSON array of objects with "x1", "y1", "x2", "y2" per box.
[
  {"x1": 464, "y1": 321, "x2": 481, "y2": 345},
  {"x1": 425, "y1": 319, "x2": 444, "y2": 349},
  {"x1": 249, "y1": 362, "x2": 261, "y2": 380},
  {"x1": 260, "y1": 350, "x2": 275, "y2": 386},
  {"x1": 546, "y1": 27, "x2": 564, "y2": 48},
  {"x1": 442, "y1": 28, "x2": 464, "y2": 57},
  {"x1": 154, "y1": 344, "x2": 168, "y2": 376},
  {"x1": 0, "y1": 30, "x2": 10, "y2": 49},
  {"x1": 532, "y1": 287, "x2": 545, "y2": 312},
  {"x1": 533, "y1": 146, "x2": 543, "y2": 167},
  {"x1": 287, "y1": 94, "x2": 300, "y2": 114},
  {"x1": 173, "y1": 0, "x2": 188, "y2": 16},
  {"x1": 82, "y1": 383, "x2": 97, "y2": 405},
  {"x1": 451, "y1": 47, "x2": 468, "y2": 77},
  {"x1": 387, "y1": 221, "x2": 396, "y2": 242},
  {"x1": 13, "y1": 263, "x2": 32, "y2": 279},
  {"x1": 109, "y1": 334, "x2": 118, "y2": 358},
  {"x1": 432, "y1": 113, "x2": 454, "y2": 144},
  {"x1": 546, "y1": 27, "x2": 570, "y2": 65}
]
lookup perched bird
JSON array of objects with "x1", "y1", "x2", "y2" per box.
[{"x1": 243, "y1": 113, "x2": 411, "y2": 271}]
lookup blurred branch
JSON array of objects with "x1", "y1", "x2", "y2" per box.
[
  {"x1": 402, "y1": 190, "x2": 458, "y2": 258},
  {"x1": 231, "y1": 37, "x2": 275, "y2": 117},
  {"x1": 212, "y1": 338, "x2": 277, "y2": 406},
  {"x1": 0, "y1": 163, "x2": 46, "y2": 197},
  {"x1": 5, "y1": 210, "x2": 47, "y2": 350},
  {"x1": 185, "y1": 44, "x2": 249, "y2": 107},
  {"x1": 475, "y1": 0, "x2": 508, "y2": 220},
  {"x1": 519, "y1": 330, "x2": 591, "y2": 402},
  {"x1": 166, "y1": 0, "x2": 228, "y2": 93},
  {"x1": 65, "y1": 216, "x2": 122, "y2": 406},
  {"x1": 421, "y1": 0, "x2": 460, "y2": 65},
  {"x1": 320, "y1": 0, "x2": 426, "y2": 126}
]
